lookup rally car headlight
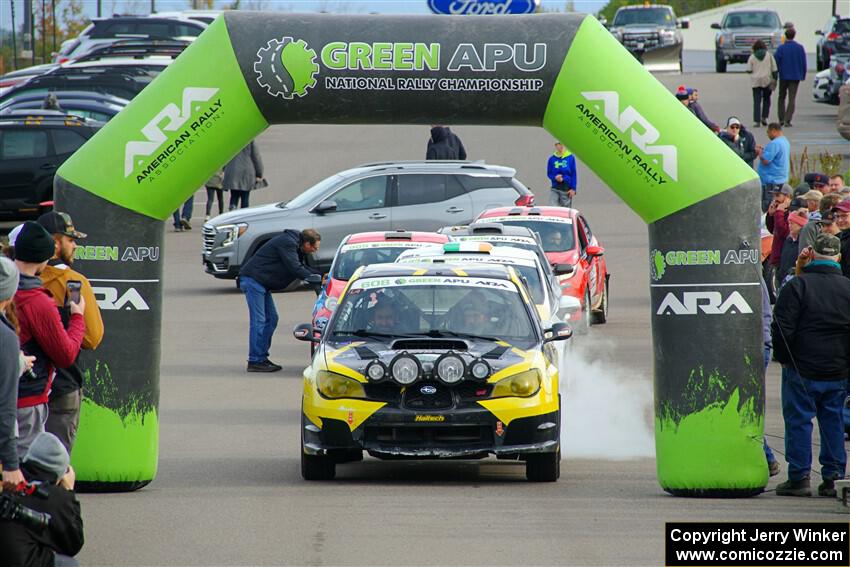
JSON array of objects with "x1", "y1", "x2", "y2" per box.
[
  {"x1": 470, "y1": 359, "x2": 491, "y2": 380},
  {"x1": 490, "y1": 369, "x2": 541, "y2": 398},
  {"x1": 390, "y1": 353, "x2": 421, "y2": 385},
  {"x1": 435, "y1": 353, "x2": 465, "y2": 384},
  {"x1": 316, "y1": 370, "x2": 366, "y2": 399},
  {"x1": 365, "y1": 361, "x2": 388, "y2": 382}
]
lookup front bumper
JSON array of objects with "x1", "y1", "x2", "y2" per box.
[
  {"x1": 303, "y1": 407, "x2": 560, "y2": 459},
  {"x1": 717, "y1": 48, "x2": 753, "y2": 63}
]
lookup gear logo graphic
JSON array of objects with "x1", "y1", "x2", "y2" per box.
[
  {"x1": 254, "y1": 37, "x2": 319, "y2": 99},
  {"x1": 650, "y1": 249, "x2": 666, "y2": 281}
]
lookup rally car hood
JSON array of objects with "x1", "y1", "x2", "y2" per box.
[{"x1": 322, "y1": 337, "x2": 532, "y2": 379}]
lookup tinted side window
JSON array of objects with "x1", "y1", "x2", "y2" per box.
[
  {"x1": 456, "y1": 175, "x2": 511, "y2": 192},
  {"x1": 174, "y1": 23, "x2": 204, "y2": 37},
  {"x1": 397, "y1": 174, "x2": 446, "y2": 206},
  {"x1": 1, "y1": 130, "x2": 48, "y2": 159},
  {"x1": 579, "y1": 215, "x2": 593, "y2": 241},
  {"x1": 51, "y1": 128, "x2": 88, "y2": 155},
  {"x1": 331, "y1": 176, "x2": 388, "y2": 212}
]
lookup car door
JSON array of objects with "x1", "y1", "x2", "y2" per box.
[
  {"x1": 309, "y1": 174, "x2": 391, "y2": 265},
  {"x1": 390, "y1": 173, "x2": 473, "y2": 231},
  {"x1": 0, "y1": 127, "x2": 52, "y2": 214},
  {"x1": 578, "y1": 215, "x2": 602, "y2": 304}
]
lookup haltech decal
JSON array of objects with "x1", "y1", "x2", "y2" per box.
[
  {"x1": 415, "y1": 415, "x2": 446, "y2": 422},
  {"x1": 124, "y1": 87, "x2": 223, "y2": 182},
  {"x1": 254, "y1": 39, "x2": 547, "y2": 97},
  {"x1": 577, "y1": 91, "x2": 677, "y2": 185}
]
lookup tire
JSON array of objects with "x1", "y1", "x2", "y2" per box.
[
  {"x1": 817, "y1": 54, "x2": 824, "y2": 71},
  {"x1": 301, "y1": 450, "x2": 336, "y2": 480},
  {"x1": 678, "y1": 52, "x2": 683, "y2": 74},
  {"x1": 591, "y1": 278, "x2": 609, "y2": 325},
  {"x1": 526, "y1": 449, "x2": 560, "y2": 482},
  {"x1": 715, "y1": 53, "x2": 727, "y2": 73}
]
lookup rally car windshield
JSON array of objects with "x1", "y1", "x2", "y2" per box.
[
  {"x1": 332, "y1": 245, "x2": 426, "y2": 281},
  {"x1": 329, "y1": 278, "x2": 537, "y2": 346},
  {"x1": 485, "y1": 220, "x2": 575, "y2": 253}
]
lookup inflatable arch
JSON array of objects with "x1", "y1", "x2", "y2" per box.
[{"x1": 55, "y1": 12, "x2": 765, "y2": 495}]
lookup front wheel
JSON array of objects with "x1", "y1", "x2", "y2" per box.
[
  {"x1": 715, "y1": 53, "x2": 727, "y2": 73},
  {"x1": 591, "y1": 278, "x2": 609, "y2": 325},
  {"x1": 526, "y1": 449, "x2": 560, "y2": 482}
]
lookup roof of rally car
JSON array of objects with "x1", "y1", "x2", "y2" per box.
[{"x1": 352, "y1": 262, "x2": 515, "y2": 281}]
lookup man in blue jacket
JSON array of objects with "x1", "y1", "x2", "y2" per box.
[
  {"x1": 547, "y1": 141, "x2": 577, "y2": 207},
  {"x1": 238, "y1": 229, "x2": 322, "y2": 372},
  {"x1": 775, "y1": 27, "x2": 807, "y2": 127}
]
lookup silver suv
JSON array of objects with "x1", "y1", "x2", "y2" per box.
[
  {"x1": 608, "y1": 4, "x2": 688, "y2": 73},
  {"x1": 712, "y1": 9, "x2": 784, "y2": 73},
  {"x1": 201, "y1": 161, "x2": 535, "y2": 279}
]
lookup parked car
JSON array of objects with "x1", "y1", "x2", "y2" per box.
[
  {"x1": 812, "y1": 55, "x2": 850, "y2": 105},
  {"x1": 473, "y1": 206, "x2": 609, "y2": 330},
  {"x1": 607, "y1": 4, "x2": 688, "y2": 73},
  {"x1": 0, "y1": 63, "x2": 59, "y2": 96},
  {"x1": 201, "y1": 160, "x2": 536, "y2": 279},
  {"x1": 74, "y1": 38, "x2": 190, "y2": 63},
  {"x1": 0, "y1": 111, "x2": 103, "y2": 220},
  {"x1": 712, "y1": 9, "x2": 783, "y2": 73},
  {"x1": 150, "y1": 10, "x2": 223, "y2": 25},
  {"x1": 0, "y1": 57, "x2": 173, "y2": 105},
  {"x1": 0, "y1": 99, "x2": 125, "y2": 122},
  {"x1": 54, "y1": 16, "x2": 205, "y2": 63},
  {"x1": 817, "y1": 16, "x2": 850, "y2": 71},
  {"x1": 311, "y1": 230, "x2": 450, "y2": 351},
  {"x1": 292, "y1": 262, "x2": 570, "y2": 481}
]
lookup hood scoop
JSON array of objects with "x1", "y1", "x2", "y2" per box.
[
  {"x1": 391, "y1": 338, "x2": 468, "y2": 351},
  {"x1": 355, "y1": 345, "x2": 379, "y2": 359}
]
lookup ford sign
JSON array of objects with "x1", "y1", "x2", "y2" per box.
[{"x1": 428, "y1": 0, "x2": 540, "y2": 15}]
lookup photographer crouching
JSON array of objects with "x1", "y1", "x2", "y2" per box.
[{"x1": 0, "y1": 432, "x2": 83, "y2": 566}]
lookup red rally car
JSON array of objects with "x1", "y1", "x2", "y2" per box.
[{"x1": 473, "y1": 206, "x2": 609, "y2": 329}]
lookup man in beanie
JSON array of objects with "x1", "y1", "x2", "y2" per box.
[
  {"x1": 0, "y1": 256, "x2": 27, "y2": 485},
  {"x1": 37, "y1": 211, "x2": 103, "y2": 453},
  {"x1": 772, "y1": 233, "x2": 850, "y2": 497},
  {"x1": 0, "y1": 432, "x2": 84, "y2": 566},
  {"x1": 12, "y1": 221, "x2": 85, "y2": 458},
  {"x1": 834, "y1": 200, "x2": 850, "y2": 279}
]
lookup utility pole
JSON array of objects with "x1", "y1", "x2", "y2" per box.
[
  {"x1": 51, "y1": 0, "x2": 56, "y2": 55},
  {"x1": 833, "y1": 0, "x2": 838, "y2": 16},
  {"x1": 41, "y1": 0, "x2": 45, "y2": 63},
  {"x1": 97, "y1": 0, "x2": 101, "y2": 18},
  {"x1": 11, "y1": 0, "x2": 17, "y2": 70},
  {"x1": 151, "y1": 0, "x2": 156, "y2": 14}
]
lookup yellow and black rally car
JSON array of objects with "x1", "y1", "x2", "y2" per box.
[{"x1": 293, "y1": 263, "x2": 572, "y2": 482}]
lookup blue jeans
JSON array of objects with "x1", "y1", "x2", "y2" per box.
[
  {"x1": 240, "y1": 275, "x2": 278, "y2": 363},
  {"x1": 763, "y1": 346, "x2": 776, "y2": 464},
  {"x1": 172, "y1": 196, "x2": 194, "y2": 226},
  {"x1": 781, "y1": 366, "x2": 846, "y2": 481}
]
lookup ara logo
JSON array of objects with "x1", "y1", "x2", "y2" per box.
[
  {"x1": 93, "y1": 287, "x2": 150, "y2": 311},
  {"x1": 124, "y1": 87, "x2": 219, "y2": 177},
  {"x1": 656, "y1": 291, "x2": 753, "y2": 316},
  {"x1": 581, "y1": 91, "x2": 678, "y2": 181}
]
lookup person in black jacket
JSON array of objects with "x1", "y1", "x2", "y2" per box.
[
  {"x1": 718, "y1": 117, "x2": 757, "y2": 168},
  {"x1": 238, "y1": 229, "x2": 321, "y2": 372},
  {"x1": 835, "y1": 201, "x2": 850, "y2": 278},
  {"x1": 427, "y1": 126, "x2": 466, "y2": 160},
  {"x1": 425, "y1": 126, "x2": 459, "y2": 160},
  {"x1": 0, "y1": 432, "x2": 84, "y2": 566},
  {"x1": 771, "y1": 233, "x2": 850, "y2": 497}
]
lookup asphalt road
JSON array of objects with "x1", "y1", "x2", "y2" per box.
[{"x1": 72, "y1": 69, "x2": 849, "y2": 566}]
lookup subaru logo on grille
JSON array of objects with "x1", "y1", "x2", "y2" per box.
[{"x1": 420, "y1": 385, "x2": 437, "y2": 395}]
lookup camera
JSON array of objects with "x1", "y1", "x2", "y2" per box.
[{"x1": 0, "y1": 485, "x2": 52, "y2": 531}]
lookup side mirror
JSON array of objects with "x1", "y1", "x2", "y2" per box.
[
  {"x1": 558, "y1": 295, "x2": 582, "y2": 315},
  {"x1": 679, "y1": 18, "x2": 690, "y2": 29},
  {"x1": 598, "y1": 16, "x2": 607, "y2": 26},
  {"x1": 544, "y1": 322, "x2": 573, "y2": 343},
  {"x1": 710, "y1": 22, "x2": 721, "y2": 30},
  {"x1": 816, "y1": 30, "x2": 824, "y2": 36},
  {"x1": 293, "y1": 323, "x2": 321, "y2": 343},
  {"x1": 586, "y1": 245, "x2": 605, "y2": 257},
  {"x1": 313, "y1": 200, "x2": 338, "y2": 214},
  {"x1": 553, "y1": 263, "x2": 575, "y2": 276}
]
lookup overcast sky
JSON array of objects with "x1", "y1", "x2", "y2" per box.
[{"x1": 0, "y1": 0, "x2": 607, "y2": 30}]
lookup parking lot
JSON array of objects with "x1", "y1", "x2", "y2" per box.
[{"x1": 50, "y1": 64, "x2": 848, "y2": 565}]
